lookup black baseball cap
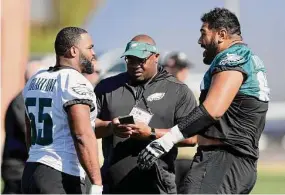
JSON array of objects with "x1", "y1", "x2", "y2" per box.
[{"x1": 163, "y1": 52, "x2": 193, "y2": 69}]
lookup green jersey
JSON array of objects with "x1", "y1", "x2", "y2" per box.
[
  {"x1": 199, "y1": 43, "x2": 270, "y2": 159},
  {"x1": 201, "y1": 43, "x2": 270, "y2": 101}
]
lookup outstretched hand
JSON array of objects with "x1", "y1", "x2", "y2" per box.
[{"x1": 137, "y1": 139, "x2": 167, "y2": 170}]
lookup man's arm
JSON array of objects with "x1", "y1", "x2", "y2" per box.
[
  {"x1": 131, "y1": 71, "x2": 243, "y2": 142},
  {"x1": 154, "y1": 129, "x2": 197, "y2": 146},
  {"x1": 203, "y1": 71, "x2": 243, "y2": 118},
  {"x1": 96, "y1": 118, "x2": 134, "y2": 139},
  {"x1": 128, "y1": 84, "x2": 198, "y2": 146},
  {"x1": 137, "y1": 70, "x2": 243, "y2": 170},
  {"x1": 67, "y1": 104, "x2": 102, "y2": 186},
  {"x1": 129, "y1": 126, "x2": 196, "y2": 146},
  {"x1": 176, "y1": 70, "x2": 243, "y2": 138},
  {"x1": 94, "y1": 118, "x2": 112, "y2": 139},
  {"x1": 94, "y1": 80, "x2": 136, "y2": 139},
  {"x1": 94, "y1": 86, "x2": 116, "y2": 139}
]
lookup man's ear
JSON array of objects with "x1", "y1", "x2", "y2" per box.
[
  {"x1": 69, "y1": 46, "x2": 77, "y2": 57},
  {"x1": 218, "y1": 28, "x2": 227, "y2": 44}
]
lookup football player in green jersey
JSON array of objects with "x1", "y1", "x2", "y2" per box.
[{"x1": 138, "y1": 7, "x2": 270, "y2": 194}]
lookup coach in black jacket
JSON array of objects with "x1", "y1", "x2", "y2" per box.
[{"x1": 95, "y1": 34, "x2": 197, "y2": 194}]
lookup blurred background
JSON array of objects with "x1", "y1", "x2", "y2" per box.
[{"x1": 1, "y1": 0, "x2": 285, "y2": 194}]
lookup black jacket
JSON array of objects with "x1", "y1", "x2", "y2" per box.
[{"x1": 95, "y1": 67, "x2": 197, "y2": 193}]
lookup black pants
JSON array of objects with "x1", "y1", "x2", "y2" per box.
[
  {"x1": 179, "y1": 145, "x2": 257, "y2": 194},
  {"x1": 21, "y1": 162, "x2": 86, "y2": 194},
  {"x1": 1, "y1": 158, "x2": 25, "y2": 194},
  {"x1": 103, "y1": 162, "x2": 177, "y2": 194},
  {"x1": 175, "y1": 159, "x2": 193, "y2": 190}
]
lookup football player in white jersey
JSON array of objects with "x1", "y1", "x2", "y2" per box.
[{"x1": 21, "y1": 27, "x2": 102, "y2": 194}]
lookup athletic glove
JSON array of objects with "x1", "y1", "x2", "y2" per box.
[
  {"x1": 137, "y1": 126, "x2": 184, "y2": 170},
  {"x1": 89, "y1": 185, "x2": 103, "y2": 194}
]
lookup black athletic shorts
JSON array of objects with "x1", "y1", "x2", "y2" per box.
[
  {"x1": 21, "y1": 162, "x2": 86, "y2": 194},
  {"x1": 178, "y1": 145, "x2": 257, "y2": 194},
  {"x1": 103, "y1": 160, "x2": 177, "y2": 194}
]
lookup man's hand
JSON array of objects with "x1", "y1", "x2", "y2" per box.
[
  {"x1": 89, "y1": 184, "x2": 103, "y2": 194},
  {"x1": 137, "y1": 126, "x2": 184, "y2": 170},
  {"x1": 137, "y1": 139, "x2": 167, "y2": 170},
  {"x1": 112, "y1": 118, "x2": 133, "y2": 138},
  {"x1": 125, "y1": 122, "x2": 152, "y2": 140}
]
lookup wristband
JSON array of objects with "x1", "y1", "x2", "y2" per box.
[
  {"x1": 149, "y1": 127, "x2": 156, "y2": 140},
  {"x1": 89, "y1": 184, "x2": 103, "y2": 194},
  {"x1": 178, "y1": 104, "x2": 216, "y2": 138}
]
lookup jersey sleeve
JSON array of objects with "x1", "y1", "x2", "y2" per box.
[
  {"x1": 61, "y1": 71, "x2": 96, "y2": 112},
  {"x1": 212, "y1": 49, "x2": 249, "y2": 80}
]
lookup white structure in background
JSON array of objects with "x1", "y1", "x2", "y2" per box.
[{"x1": 224, "y1": 0, "x2": 240, "y2": 20}]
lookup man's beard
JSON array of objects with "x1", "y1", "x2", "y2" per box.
[
  {"x1": 203, "y1": 39, "x2": 218, "y2": 65},
  {"x1": 80, "y1": 53, "x2": 94, "y2": 74}
]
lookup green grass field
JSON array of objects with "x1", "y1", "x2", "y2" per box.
[{"x1": 251, "y1": 171, "x2": 285, "y2": 194}]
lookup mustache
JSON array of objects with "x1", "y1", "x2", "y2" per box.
[{"x1": 91, "y1": 54, "x2": 97, "y2": 61}]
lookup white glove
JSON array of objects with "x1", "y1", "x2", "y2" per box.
[
  {"x1": 137, "y1": 125, "x2": 184, "y2": 170},
  {"x1": 89, "y1": 184, "x2": 103, "y2": 194}
]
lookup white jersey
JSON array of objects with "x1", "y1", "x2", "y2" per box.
[{"x1": 22, "y1": 66, "x2": 97, "y2": 178}]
